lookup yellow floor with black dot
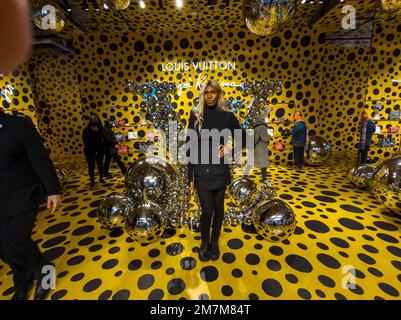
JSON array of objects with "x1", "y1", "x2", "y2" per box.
[{"x1": 0, "y1": 152, "x2": 400, "y2": 300}]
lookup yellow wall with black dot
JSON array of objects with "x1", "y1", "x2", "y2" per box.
[{"x1": 1, "y1": 18, "x2": 400, "y2": 166}]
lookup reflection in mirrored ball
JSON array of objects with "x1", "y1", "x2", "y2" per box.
[
  {"x1": 98, "y1": 192, "x2": 134, "y2": 230},
  {"x1": 125, "y1": 201, "x2": 166, "y2": 243},
  {"x1": 305, "y1": 136, "x2": 331, "y2": 166},
  {"x1": 370, "y1": 156, "x2": 401, "y2": 215},
  {"x1": 253, "y1": 199, "x2": 296, "y2": 241},
  {"x1": 347, "y1": 165, "x2": 376, "y2": 189},
  {"x1": 229, "y1": 177, "x2": 257, "y2": 207}
]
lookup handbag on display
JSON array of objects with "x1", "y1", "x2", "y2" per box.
[
  {"x1": 375, "y1": 126, "x2": 382, "y2": 134},
  {"x1": 118, "y1": 143, "x2": 129, "y2": 154},
  {"x1": 388, "y1": 110, "x2": 400, "y2": 120},
  {"x1": 388, "y1": 126, "x2": 399, "y2": 133},
  {"x1": 115, "y1": 133, "x2": 126, "y2": 143},
  {"x1": 118, "y1": 119, "x2": 127, "y2": 126},
  {"x1": 378, "y1": 137, "x2": 395, "y2": 148},
  {"x1": 275, "y1": 140, "x2": 284, "y2": 151},
  {"x1": 128, "y1": 131, "x2": 138, "y2": 140}
]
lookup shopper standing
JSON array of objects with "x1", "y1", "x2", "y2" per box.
[
  {"x1": 359, "y1": 110, "x2": 376, "y2": 164},
  {"x1": 244, "y1": 114, "x2": 270, "y2": 182},
  {"x1": 82, "y1": 114, "x2": 106, "y2": 188},
  {"x1": 186, "y1": 80, "x2": 247, "y2": 262},
  {"x1": 291, "y1": 111, "x2": 308, "y2": 169}
]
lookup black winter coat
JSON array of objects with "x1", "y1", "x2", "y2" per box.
[
  {"x1": 186, "y1": 105, "x2": 247, "y2": 190},
  {"x1": 0, "y1": 111, "x2": 61, "y2": 220}
]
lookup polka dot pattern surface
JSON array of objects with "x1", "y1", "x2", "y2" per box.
[{"x1": 0, "y1": 152, "x2": 400, "y2": 300}]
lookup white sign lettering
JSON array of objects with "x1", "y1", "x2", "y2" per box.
[
  {"x1": 176, "y1": 71, "x2": 241, "y2": 97},
  {"x1": 161, "y1": 60, "x2": 236, "y2": 72}
]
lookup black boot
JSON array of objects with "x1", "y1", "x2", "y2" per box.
[
  {"x1": 209, "y1": 241, "x2": 220, "y2": 261},
  {"x1": 198, "y1": 240, "x2": 210, "y2": 262},
  {"x1": 11, "y1": 282, "x2": 34, "y2": 300}
]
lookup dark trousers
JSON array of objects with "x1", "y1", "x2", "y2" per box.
[
  {"x1": 359, "y1": 146, "x2": 370, "y2": 164},
  {"x1": 293, "y1": 146, "x2": 305, "y2": 166},
  {"x1": 103, "y1": 150, "x2": 126, "y2": 175},
  {"x1": 84, "y1": 149, "x2": 104, "y2": 183},
  {"x1": 0, "y1": 209, "x2": 47, "y2": 290},
  {"x1": 197, "y1": 187, "x2": 226, "y2": 243}
]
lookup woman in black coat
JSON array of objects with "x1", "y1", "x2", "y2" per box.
[
  {"x1": 82, "y1": 114, "x2": 105, "y2": 188},
  {"x1": 186, "y1": 80, "x2": 246, "y2": 262}
]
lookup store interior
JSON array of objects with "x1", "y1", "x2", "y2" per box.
[{"x1": 0, "y1": 0, "x2": 401, "y2": 300}]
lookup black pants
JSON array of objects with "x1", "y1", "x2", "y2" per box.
[
  {"x1": 84, "y1": 149, "x2": 104, "y2": 183},
  {"x1": 0, "y1": 209, "x2": 47, "y2": 290},
  {"x1": 359, "y1": 146, "x2": 370, "y2": 164},
  {"x1": 197, "y1": 187, "x2": 226, "y2": 243},
  {"x1": 104, "y1": 150, "x2": 126, "y2": 175},
  {"x1": 293, "y1": 146, "x2": 305, "y2": 166}
]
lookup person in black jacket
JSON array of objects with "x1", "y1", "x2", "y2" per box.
[
  {"x1": 359, "y1": 110, "x2": 376, "y2": 164},
  {"x1": 291, "y1": 111, "x2": 308, "y2": 170},
  {"x1": 82, "y1": 114, "x2": 106, "y2": 188},
  {"x1": 103, "y1": 120, "x2": 127, "y2": 178},
  {"x1": 186, "y1": 80, "x2": 247, "y2": 262},
  {"x1": 0, "y1": 110, "x2": 62, "y2": 300}
]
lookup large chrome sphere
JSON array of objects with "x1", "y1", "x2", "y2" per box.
[
  {"x1": 347, "y1": 165, "x2": 377, "y2": 189},
  {"x1": 243, "y1": 0, "x2": 298, "y2": 36},
  {"x1": 229, "y1": 177, "x2": 258, "y2": 207},
  {"x1": 371, "y1": 156, "x2": 401, "y2": 215},
  {"x1": 97, "y1": 192, "x2": 134, "y2": 229},
  {"x1": 125, "y1": 156, "x2": 178, "y2": 203},
  {"x1": 125, "y1": 201, "x2": 166, "y2": 243},
  {"x1": 305, "y1": 136, "x2": 332, "y2": 166},
  {"x1": 253, "y1": 199, "x2": 297, "y2": 241},
  {"x1": 104, "y1": 0, "x2": 131, "y2": 10}
]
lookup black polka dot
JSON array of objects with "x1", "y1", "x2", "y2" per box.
[
  {"x1": 262, "y1": 279, "x2": 283, "y2": 297},
  {"x1": 200, "y1": 266, "x2": 219, "y2": 282},
  {"x1": 285, "y1": 254, "x2": 313, "y2": 273},
  {"x1": 137, "y1": 274, "x2": 155, "y2": 290},
  {"x1": 83, "y1": 279, "x2": 102, "y2": 293},
  {"x1": 305, "y1": 220, "x2": 330, "y2": 233},
  {"x1": 167, "y1": 278, "x2": 186, "y2": 295}
]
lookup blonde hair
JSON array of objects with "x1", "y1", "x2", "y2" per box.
[{"x1": 194, "y1": 79, "x2": 232, "y2": 132}]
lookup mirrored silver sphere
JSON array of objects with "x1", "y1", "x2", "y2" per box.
[
  {"x1": 253, "y1": 199, "x2": 297, "y2": 241},
  {"x1": 98, "y1": 192, "x2": 134, "y2": 230},
  {"x1": 305, "y1": 136, "x2": 332, "y2": 166},
  {"x1": 370, "y1": 156, "x2": 401, "y2": 215},
  {"x1": 347, "y1": 165, "x2": 376, "y2": 189},
  {"x1": 229, "y1": 177, "x2": 258, "y2": 207},
  {"x1": 125, "y1": 201, "x2": 167, "y2": 243}
]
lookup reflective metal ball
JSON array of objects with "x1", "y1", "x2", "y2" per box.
[
  {"x1": 97, "y1": 192, "x2": 134, "y2": 230},
  {"x1": 253, "y1": 199, "x2": 297, "y2": 241},
  {"x1": 370, "y1": 156, "x2": 401, "y2": 215},
  {"x1": 305, "y1": 136, "x2": 332, "y2": 166},
  {"x1": 347, "y1": 165, "x2": 376, "y2": 189},
  {"x1": 125, "y1": 201, "x2": 166, "y2": 243},
  {"x1": 229, "y1": 177, "x2": 258, "y2": 207}
]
